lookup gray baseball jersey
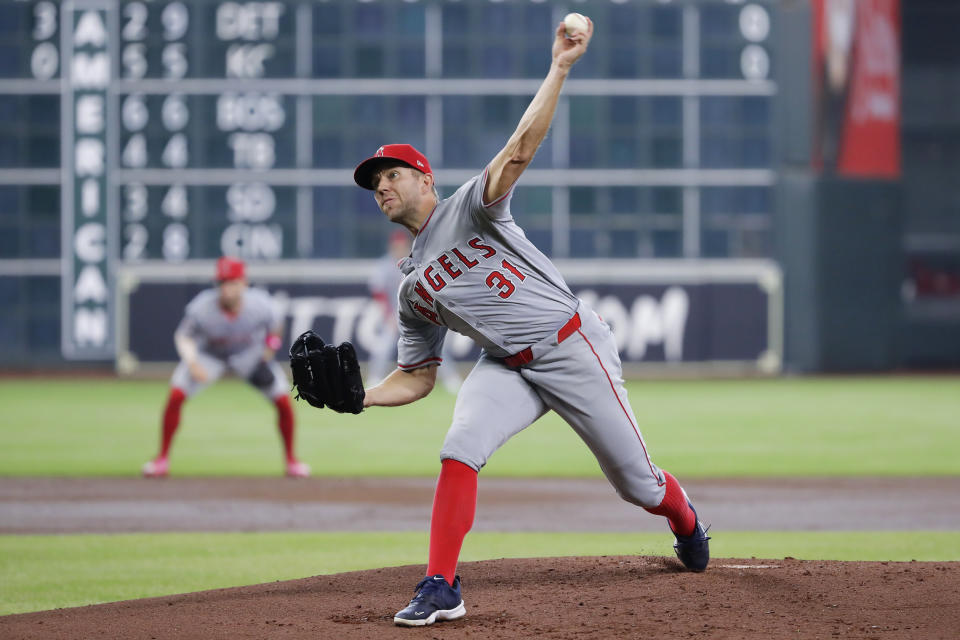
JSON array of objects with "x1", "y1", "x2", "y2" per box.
[
  {"x1": 396, "y1": 170, "x2": 668, "y2": 508},
  {"x1": 170, "y1": 287, "x2": 287, "y2": 398}
]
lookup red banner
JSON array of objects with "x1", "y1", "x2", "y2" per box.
[{"x1": 812, "y1": 0, "x2": 901, "y2": 178}]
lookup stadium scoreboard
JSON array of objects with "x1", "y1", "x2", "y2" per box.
[{"x1": 0, "y1": 0, "x2": 779, "y2": 359}]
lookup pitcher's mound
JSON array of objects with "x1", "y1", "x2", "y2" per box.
[{"x1": 2, "y1": 556, "x2": 958, "y2": 639}]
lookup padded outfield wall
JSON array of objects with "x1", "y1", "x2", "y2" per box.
[{"x1": 113, "y1": 259, "x2": 782, "y2": 376}]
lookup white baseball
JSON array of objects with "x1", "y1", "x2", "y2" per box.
[{"x1": 563, "y1": 12, "x2": 589, "y2": 36}]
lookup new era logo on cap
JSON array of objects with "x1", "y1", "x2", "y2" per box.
[{"x1": 354, "y1": 144, "x2": 433, "y2": 190}]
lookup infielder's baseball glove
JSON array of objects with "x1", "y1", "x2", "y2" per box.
[
  {"x1": 288, "y1": 330, "x2": 365, "y2": 414},
  {"x1": 247, "y1": 360, "x2": 275, "y2": 388}
]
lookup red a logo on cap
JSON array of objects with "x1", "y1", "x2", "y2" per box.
[{"x1": 375, "y1": 146, "x2": 385, "y2": 157}]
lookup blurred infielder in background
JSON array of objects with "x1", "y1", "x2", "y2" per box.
[
  {"x1": 367, "y1": 230, "x2": 416, "y2": 385},
  {"x1": 142, "y1": 257, "x2": 309, "y2": 479},
  {"x1": 368, "y1": 230, "x2": 461, "y2": 392},
  {"x1": 349, "y1": 16, "x2": 710, "y2": 627}
]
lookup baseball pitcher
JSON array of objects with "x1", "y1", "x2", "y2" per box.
[
  {"x1": 142, "y1": 257, "x2": 309, "y2": 478},
  {"x1": 292, "y1": 15, "x2": 709, "y2": 627}
]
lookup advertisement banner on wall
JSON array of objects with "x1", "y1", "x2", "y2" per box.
[
  {"x1": 115, "y1": 261, "x2": 783, "y2": 374},
  {"x1": 812, "y1": 0, "x2": 901, "y2": 178}
]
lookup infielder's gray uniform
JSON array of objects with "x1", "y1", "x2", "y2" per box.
[
  {"x1": 397, "y1": 170, "x2": 667, "y2": 508},
  {"x1": 367, "y1": 252, "x2": 407, "y2": 384},
  {"x1": 171, "y1": 287, "x2": 288, "y2": 399}
]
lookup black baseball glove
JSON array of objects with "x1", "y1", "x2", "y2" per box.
[
  {"x1": 247, "y1": 360, "x2": 275, "y2": 388},
  {"x1": 288, "y1": 330, "x2": 365, "y2": 414}
]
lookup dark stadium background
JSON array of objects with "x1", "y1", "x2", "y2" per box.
[{"x1": 0, "y1": 0, "x2": 956, "y2": 373}]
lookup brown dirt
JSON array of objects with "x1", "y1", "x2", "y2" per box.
[
  {"x1": 1, "y1": 477, "x2": 959, "y2": 638},
  {"x1": 4, "y1": 476, "x2": 960, "y2": 533},
  {"x1": 1, "y1": 556, "x2": 959, "y2": 639}
]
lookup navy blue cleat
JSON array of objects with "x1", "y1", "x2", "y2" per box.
[
  {"x1": 673, "y1": 503, "x2": 711, "y2": 572},
  {"x1": 394, "y1": 574, "x2": 466, "y2": 627}
]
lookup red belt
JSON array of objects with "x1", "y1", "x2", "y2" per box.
[{"x1": 503, "y1": 313, "x2": 581, "y2": 367}]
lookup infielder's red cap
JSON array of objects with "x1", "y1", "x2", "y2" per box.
[
  {"x1": 215, "y1": 256, "x2": 246, "y2": 281},
  {"x1": 354, "y1": 144, "x2": 432, "y2": 190}
]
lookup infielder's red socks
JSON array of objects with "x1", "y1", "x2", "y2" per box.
[
  {"x1": 644, "y1": 471, "x2": 697, "y2": 537},
  {"x1": 426, "y1": 458, "x2": 478, "y2": 586},
  {"x1": 274, "y1": 395, "x2": 296, "y2": 462},
  {"x1": 158, "y1": 388, "x2": 186, "y2": 459}
]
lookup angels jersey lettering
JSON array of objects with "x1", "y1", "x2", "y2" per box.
[{"x1": 397, "y1": 170, "x2": 579, "y2": 368}]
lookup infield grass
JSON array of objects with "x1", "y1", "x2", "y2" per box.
[
  {"x1": 0, "y1": 376, "x2": 957, "y2": 477},
  {"x1": 2, "y1": 530, "x2": 959, "y2": 616}
]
